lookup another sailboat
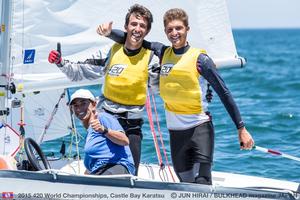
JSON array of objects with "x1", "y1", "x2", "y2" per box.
[{"x1": 0, "y1": 0, "x2": 299, "y2": 199}]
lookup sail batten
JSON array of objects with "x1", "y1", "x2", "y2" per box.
[{"x1": 13, "y1": 73, "x2": 102, "y2": 93}]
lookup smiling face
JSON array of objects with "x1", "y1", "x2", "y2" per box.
[
  {"x1": 163, "y1": 8, "x2": 190, "y2": 49},
  {"x1": 70, "y1": 98, "x2": 96, "y2": 128},
  {"x1": 124, "y1": 14, "x2": 149, "y2": 50},
  {"x1": 164, "y1": 19, "x2": 189, "y2": 49}
]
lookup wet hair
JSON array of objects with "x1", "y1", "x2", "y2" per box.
[
  {"x1": 163, "y1": 8, "x2": 189, "y2": 28},
  {"x1": 125, "y1": 4, "x2": 153, "y2": 31}
]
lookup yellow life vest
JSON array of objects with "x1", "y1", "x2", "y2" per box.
[
  {"x1": 104, "y1": 43, "x2": 151, "y2": 106},
  {"x1": 160, "y1": 47, "x2": 206, "y2": 114}
]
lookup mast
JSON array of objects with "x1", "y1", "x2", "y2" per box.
[{"x1": 0, "y1": 0, "x2": 13, "y2": 122}]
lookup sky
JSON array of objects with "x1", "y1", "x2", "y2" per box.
[{"x1": 226, "y1": 0, "x2": 300, "y2": 29}]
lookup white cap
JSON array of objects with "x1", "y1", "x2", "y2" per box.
[{"x1": 69, "y1": 89, "x2": 95, "y2": 105}]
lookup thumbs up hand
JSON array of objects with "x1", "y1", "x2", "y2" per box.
[
  {"x1": 88, "y1": 108, "x2": 104, "y2": 133},
  {"x1": 97, "y1": 21, "x2": 113, "y2": 37},
  {"x1": 48, "y1": 50, "x2": 61, "y2": 64},
  {"x1": 48, "y1": 43, "x2": 62, "y2": 64}
]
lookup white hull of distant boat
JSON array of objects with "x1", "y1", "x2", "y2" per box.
[{"x1": 0, "y1": 163, "x2": 299, "y2": 200}]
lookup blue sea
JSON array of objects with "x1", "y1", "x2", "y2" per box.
[{"x1": 44, "y1": 29, "x2": 300, "y2": 183}]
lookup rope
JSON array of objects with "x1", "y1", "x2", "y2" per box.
[
  {"x1": 67, "y1": 89, "x2": 81, "y2": 174},
  {"x1": 68, "y1": 129, "x2": 74, "y2": 158},
  {"x1": 145, "y1": 95, "x2": 163, "y2": 166},
  {"x1": 67, "y1": 116, "x2": 84, "y2": 163},
  {"x1": 149, "y1": 88, "x2": 176, "y2": 182},
  {"x1": 38, "y1": 92, "x2": 65, "y2": 144},
  {"x1": 73, "y1": 120, "x2": 80, "y2": 174},
  {"x1": 17, "y1": 101, "x2": 26, "y2": 161}
]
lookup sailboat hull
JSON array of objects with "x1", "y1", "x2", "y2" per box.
[
  {"x1": 0, "y1": 170, "x2": 298, "y2": 200},
  {"x1": 0, "y1": 162, "x2": 299, "y2": 200}
]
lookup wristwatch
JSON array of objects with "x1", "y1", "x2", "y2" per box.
[{"x1": 102, "y1": 126, "x2": 109, "y2": 135}]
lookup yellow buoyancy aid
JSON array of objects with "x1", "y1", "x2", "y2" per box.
[
  {"x1": 160, "y1": 47, "x2": 207, "y2": 114},
  {"x1": 104, "y1": 43, "x2": 152, "y2": 106}
]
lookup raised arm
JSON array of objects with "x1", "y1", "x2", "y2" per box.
[
  {"x1": 97, "y1": 22, "x2": 126, "y2": 44},
  {"x1": 97, "y1": 22, "x2": 167, "y2": 60},
  {"x1": 142, "y1": 40, "x2": 167, "y2": 61},
  {"x1": 48, "y1": 48, "x2": 108, "y2": 81},
  {"x1": 196, "y1": 53, "x2": 254, "y2": 149}
]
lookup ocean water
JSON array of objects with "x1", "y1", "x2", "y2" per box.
[{"x1": 44, "y1": 29, "x2": 300, "y2": 183}]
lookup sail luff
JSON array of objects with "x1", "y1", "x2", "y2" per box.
[{"x1": 0, "y1": 0, "x2": 13, "y2": 120}]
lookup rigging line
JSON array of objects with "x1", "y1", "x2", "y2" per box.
[
  {"x1": 145, "y1": 95, "x2": 163, "y2": 166},
  {"x1": 67, "y1": 89, "x2": 81, "y2": 174},
  {"x1": 149, "y1": 88, "x2": 176, "y2": 182},
  {"x1": 5, "y1": 1, "x2": 18, "y2": 155},
  {"x1": 67, "y1": 105, "x2": 76, "y2": 157},
  {"x1": 38, "y1": 92, "x2": 65, "y2": 144},
  {"x1": 68, "y1": 128, "x2": 74, "y2": 158},
  {"x1": 22, "y1": 0, "x2": 24, "y2": 54},
  {"x1": 75, "y1": 130, "x2": 85, "y2": 140},
  {"x1": 158, "y1": 168, "x2": 165, "y2": 182},
  {"x1": 17, "y1": 103, "x2": 26, "y2": 161},
  {"x1": 20, "y1": 0, "x2": 25, "y2": 81},
  {"x1": 74, "y1": 120, "x2": 80, "y2": 174},
  {"x1": 65, "y1": 119, "x2": 83, "y2": 163}
]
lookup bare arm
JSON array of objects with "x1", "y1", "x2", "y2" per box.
[
  {"x1": 104, "y1": 129, "x2": 129, "y2": 146},
  {"x1": 89, "y1": 111, "x2": 129, "y2": 146}
]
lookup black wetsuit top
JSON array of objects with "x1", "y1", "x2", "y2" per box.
[{"x1": 109, "y1": 29, "x2": 244, "y2": 129}]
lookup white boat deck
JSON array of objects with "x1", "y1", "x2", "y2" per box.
[{"x1": 57, "y1": 159, "x2": 299, "y2": 193}]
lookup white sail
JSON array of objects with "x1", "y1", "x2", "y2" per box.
[
  {"x1": 0, "y1": 0, "x2": 247, "y2": 151},
  {"x1": 1, "y1": 0, "x2": 300, "y2": 196},
  {"x1": 7, "y1": 89, "x2": 72, "y2": 142},
  {"x1": 0, "y1": 124, "x2": 20, "y2": 156},
  {"x1": 10, "y1": 0, "x2": 245, "y2": 93}
]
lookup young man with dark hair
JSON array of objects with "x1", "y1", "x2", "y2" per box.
[{"x1": 48, "y1": 4, "x2": 159, "y2": 174}]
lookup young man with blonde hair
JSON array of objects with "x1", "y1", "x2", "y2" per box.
[{"x1": 101, "y1": 7, "x2": 254, "y2": 185}]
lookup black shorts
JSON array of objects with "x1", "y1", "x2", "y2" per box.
[
  {"x1": 103, "y1": 109, "x2": 144, "y2": 136},
  {"x1": 102, "y1": 109, "x2": 143, "y2": 174},
  {"x1": 94, "y1": 164, "x2": 129, "y2": 175},
  {"x1": 169, "y1": 121, "x2": 214, "y2": 173}
]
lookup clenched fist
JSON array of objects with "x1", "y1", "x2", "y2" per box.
[{"x1": 48, "y1": 50, "x2": 62, "y2": 64}]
